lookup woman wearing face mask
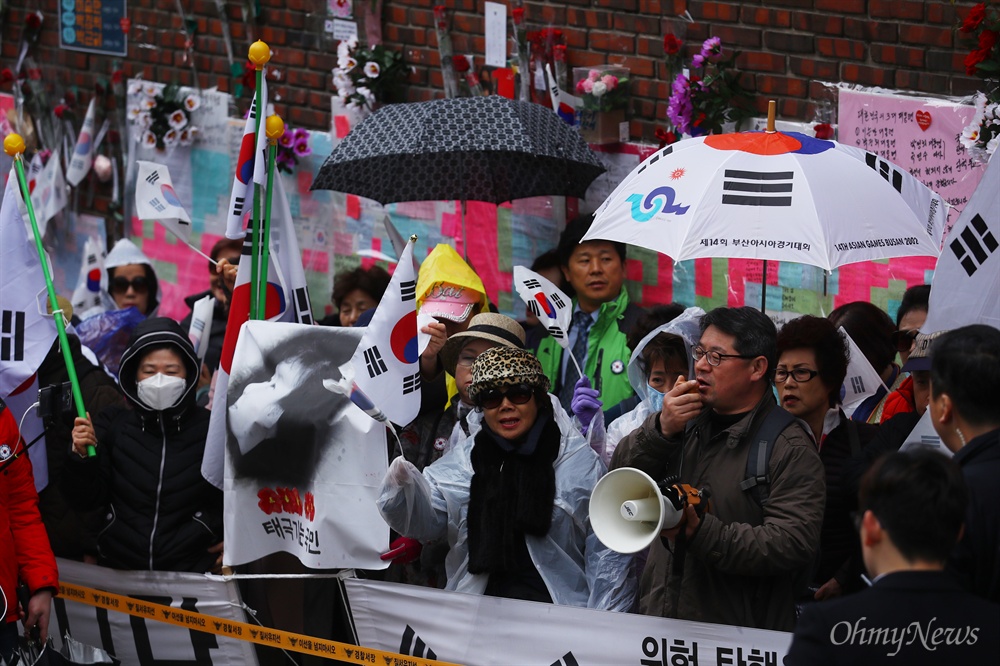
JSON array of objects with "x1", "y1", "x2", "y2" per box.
[
  {"x1": 64, "y1": 318, "x2": 223, "y2": 573},
  {"x1": 377, "y1": 346, "x2": 636, "y2": 610},
  {"x1": 597, "y1": 307, "x2": 705, "y2": 467}
]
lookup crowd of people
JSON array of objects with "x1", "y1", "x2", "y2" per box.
[{"x1": 2, "y1": 212, "x2": 998, "y2": 665}]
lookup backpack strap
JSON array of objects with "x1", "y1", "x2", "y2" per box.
[{"x1": 740, "y1": 406, "x2": 796, "y2": 507}]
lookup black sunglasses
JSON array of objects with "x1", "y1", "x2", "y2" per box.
[
  {"x1": 110, "y1": 275, "x2": 149, "y2": 294},
  {"x1": 891, "y1": 329, "x2": 919, "y2": 352},
  {"x1": 477, "y1": 384, "x2": 535, "y2": 410}
]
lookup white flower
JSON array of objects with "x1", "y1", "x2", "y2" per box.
[
  {"x1": 986, "y1": 133, "x2": 999, "y2": 155},
  {"x1": 128, "y1": 107, "x2": 141, "y2": 120},
  {"x1": 179, "y1": 127, "x2": 198, "y2": 146},
  {"x1": 347, "y1": 35, "x2": 359, "y2": 50},
  {"x1": 143, "y1": 84, "x2": 159, "y2": 98},
  {"x1": 127, "y1": 81, "x2": 143, "y2": 96},
  {"x1": 357, "y1": 86, "x2": 375, "y2": 107},
  {"x1": 163, "y1": 129, "x2": 179, "y2": 146},
  {"x1": 364, "y1": 61, "x2": 381, "y2": 78},
  {"x1": 337, "y1": 41, "x2": 350, "y2": 60},
  {"x1": 591, "y1": 81, "x2": 608, "y2": 97},
  {"x1": 333, "y1": 70, "x2": 354, "y2": 93},
  {"x1": 960, "y1": 120, "x2": 982, "y2": 151},
  {"x1": 342, "y1": 57, "x2": 357, "y2": 73},
  {"x1": 141, "y1": 130, "x2": 157, "y2": 147},
  {"x1": 138, "y1": 112, "x2": 152, "y2": 128},
  {"x1": 183, "y1": 94, "x2": 201, "y2": 111},
  {"x1": 168, "y1": 110, "x2": 188, "y2": 130},
  {"x1": 141, "y1": 97, "x2": 156, "y2": 110}
]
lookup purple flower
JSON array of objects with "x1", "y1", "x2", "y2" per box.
[
  {"x1": 701, "y1": 36, "x2": 724, "y2": 63},
  {"x1": 279, "y1": 133, "x2": 294, "y2": 147},
  {"x1": 293, "y1": 138, "x2": 311, "y2": 158},
  {"x1": 691, "y1": 53, "x2": 705, "y2": 69},
  {"x1": 294, "y1": 127, "x2": 309, "y2": 141},
  {"x1": 666, "y1": 73, "x2": 693, "y2": 135}
]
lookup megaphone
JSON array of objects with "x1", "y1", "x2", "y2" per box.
[{"x1": 589, "y1": 467, "x2": 705, "y2": 554}]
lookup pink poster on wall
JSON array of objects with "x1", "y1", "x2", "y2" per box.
[{"x1": 838, "y1": 88, "x2": 988, "y2": 234}]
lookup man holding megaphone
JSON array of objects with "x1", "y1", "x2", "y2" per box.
[{"x1": 606, "y1": 307, "x2": 826, "y2": 632}]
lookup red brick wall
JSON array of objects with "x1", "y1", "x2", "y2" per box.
[{"x1": 1, "y1": 0, "x2": 984, "y2": 144}]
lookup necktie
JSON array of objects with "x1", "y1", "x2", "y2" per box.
[{"x1": 559, "y1": 311, "x2": 593, "y2": 412}]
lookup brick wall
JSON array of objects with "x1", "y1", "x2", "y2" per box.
[{"x1": 1, "y1": 0, "x2": 984, "y2": 146}]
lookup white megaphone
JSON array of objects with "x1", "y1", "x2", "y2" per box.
[{"x1": 589, "y1": 467, "x2": 705, "y2": 554}]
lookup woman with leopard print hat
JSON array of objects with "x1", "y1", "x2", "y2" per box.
[{"x1": 377, "y1": 346, "x2": 636, "y2": 610}]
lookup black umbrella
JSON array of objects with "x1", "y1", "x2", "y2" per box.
[{"x1": 311, "y1": 96, "x2": 606, "y2": 204}]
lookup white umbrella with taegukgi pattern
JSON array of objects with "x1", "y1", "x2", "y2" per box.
[{"x1": 584, "y1": 122, "x2": 947, "y2": 273}]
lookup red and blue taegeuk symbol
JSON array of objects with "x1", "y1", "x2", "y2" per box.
[
  {"x1": 236, "y1": 133, "x2": 257, "y2": 184},
  {"x1": 533, "y1": 292, "x2": 558, "y2": 319},
  {"x1": 86, "y1": 268, "x2": 101, "y2": 292},
  {"x1": 389, "y1": 310, "x2": 418, "y2": 364},
  {"x1": 160, "y1": 184, "x2": 183, "y2": 208},
  {"x1": 75, "y1": 132, "x2": 92, "y2": 155},
  {"x1": 703, "y1": 131, "x2": 834, "y2": 156}
]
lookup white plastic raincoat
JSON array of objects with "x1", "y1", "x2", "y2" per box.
[
  {"x1": 377, "y1": 394, "x2": 636, "y2": 611},
  {"x1": 602, "y1": 307, "x2": 705, "y2": 466}
]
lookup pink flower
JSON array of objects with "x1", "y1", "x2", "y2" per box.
[
  {"x1": 582, "y1": 79, "x2": 594, "y2": 94},
  {"x1": 576, "y1": 79, "x2": 586, "y2": 94},
  {"x1": 293, "y1": 139, "x2": 311, "y2": 158},
  {"x1": 588, "y1": 69, "x2": 600, "y2": 82},
  {"x1": 601, "y1": 74, "x2": 618, "y2": 90}
]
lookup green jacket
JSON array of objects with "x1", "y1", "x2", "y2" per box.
[{"x1": 534, "y1": 288, "x2": 642, "y2": 413}]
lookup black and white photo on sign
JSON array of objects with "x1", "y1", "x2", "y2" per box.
[{"x1": 224, "y1": 321, "x2": 388, "y2": 569}]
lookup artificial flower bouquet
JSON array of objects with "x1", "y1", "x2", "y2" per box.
[
  {"x1": 127, "y1": 81, "x2": 200, "y2": 150},
  {"x1": 331, "y1": 36, "x2": 407, "y2": 111},
  {"x1": 574, "y1": 66, "x2": 630, "y2": 144},
  {"x1": 276, "y1": 125, "x2": 312, "y2": 174},
  {"x1": 957, "y1": 2, "x2": 999, "y2": 161}
]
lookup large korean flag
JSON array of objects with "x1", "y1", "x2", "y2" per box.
[
  {"x1": 924, "y1": 151, "x2": 1000, "y2": 333},
  {"x1": 350, "y1": 238, "x2": 421, "y2": 426},
  {"x1": 223, "y1": 322, "x2": 388, "y2": 569}
]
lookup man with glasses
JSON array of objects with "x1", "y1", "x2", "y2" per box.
[{"x1": 610, "y1": 306, "x2": 825, "y2": 631}]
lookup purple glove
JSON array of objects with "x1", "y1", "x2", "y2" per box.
[{"x1": 571, "y1": 376, "x2": 603, "y2": 433}]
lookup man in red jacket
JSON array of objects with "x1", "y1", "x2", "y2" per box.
[{"x1": 0, "y1": 398, "x2": 58, "y2": 660}]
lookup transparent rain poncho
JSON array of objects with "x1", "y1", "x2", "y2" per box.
[{"x1": 377, "y1": 394, "x2": 636, "y2": 611}]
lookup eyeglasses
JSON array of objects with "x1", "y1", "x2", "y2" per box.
[
  {"x1": 891, "y1": 329, "x2": 919, "y2": 352},
  {"x1": 692, "y1": 346, "x2": 755, "y2": 367},
  {"x1": 774, "y1": 368, "x2": 820, "y2": 383},
  {"x1": 477, "y1": 384, "x2": 534, "y2": 410},
  {"x1": 110, "y1": 275, "x2": 149, "y2": 294}
]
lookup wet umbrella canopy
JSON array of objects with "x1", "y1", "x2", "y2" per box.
[{"x1": 311, "y1": 96, "x2": 606, "y2": 204}]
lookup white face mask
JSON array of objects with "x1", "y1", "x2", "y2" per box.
[{"x1": 136, "y1": 373, "x2": 187, "y2": 411}]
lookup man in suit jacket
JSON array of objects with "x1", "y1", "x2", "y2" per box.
[{"x1": 785, "y1": 449, "x2": 1000, "y2": 666}]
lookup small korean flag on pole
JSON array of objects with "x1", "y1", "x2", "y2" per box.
[
  {"x1": 66, "y1": 98, "x2": 97, "y2": 187},
  {"x1": 135, "y1": 161, "x2": 192, "y2": 243},
  {"x1": 839, "y1": 326, "x2": 888, "y2": 420},
  {"x1": 514, "y1": 265, "x2": 574, "y2": 346},
  {"x1": 346, "y1": 237, "x2": 421, "y2": 426}
]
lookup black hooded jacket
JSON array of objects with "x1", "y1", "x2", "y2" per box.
[{"x1": 62, "y1": 318, "x2": 222, "y2": 572}]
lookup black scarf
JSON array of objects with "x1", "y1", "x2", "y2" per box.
[{"x1": 467, "y1": 411, "x2": 560, "y2": 574}]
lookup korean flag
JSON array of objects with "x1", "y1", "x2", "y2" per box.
[
  {"x1": 135, "y1": 161, "x2": 192, "y2": 242},
  {"x1": 513, "y1": 265, "x2": 573, "y2": 348}
]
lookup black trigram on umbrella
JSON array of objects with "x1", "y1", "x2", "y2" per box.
[
  {"x1": 865, "y1": 152, "x2": 904, "y2": 193},
  {"x1": 1, "y1": 310, "x2": 25, "y2": 362},
  {"x1": 145, "y1": 170, "x2": 160, "y2": 185},
  {"x1": 950, "y1": 214, "x2": 998, "y2": 277},
  {"x1": 523, "y1": 278, "x2": 542, "y2": 289},
  {"x1": 363, "y1": 346, "x2": 387, "y2": 378},
  {"x1": 400, "y1": 280, "x2": 416, "y2": 302},
  {"x1": 722, "y1": 170, "x2": 794, "y2": 207},
  {"x1": 399, "y1": 625, "x2": 437, "y2": 660},
  {"x1": 402, "y1": 372, "x2": 421, "y2": 395},
  {"x1": 550, "y1": 651, "x2": 580, "y2": 666},
  {"x1": 850, "y1": 376, "x2": 865, "y2": 394}
]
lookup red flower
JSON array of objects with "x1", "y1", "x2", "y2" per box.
[
  {"x1": 663, "y1": 34, "x2": 683, "y2": 56},
  {"x1": 978, "y1": 28, "x2": 998, "y2": 52},
  {"x1": 965, "y1": 47, "x2": 989, "y2": 75},
  {"x1": 553, "y1": 44, "x2": 567, "y2": 61},
  {"x1": 257, "y1": 488, "x2": 281, "y2": 515},
  {"x1": 813, "y1": 123, "x2": 834, "y2": 140},
  {"x1": 111, "y1": 70, "x2": 124, "y2": 84},
  {"x1": 27, "y1": 68, "x2": 41, "y2": 81},
  {"x1": 961, "y1": 3, "x2": 987, "y2": 34},
  {"x1": 512, "y1": 7, "x2": 524, "y2": 23},
  {"x1": 54, "y1": 104, "x2": 68, "y2": 119},
  {"x1": 452, "y1": 55, "x2": 470, "y2": 73},
  {"x1": 25, "y1": 13, "x2": 42, "y2": 30},
  {"x1": 0, "y1": 68, "x2": 13, "y2": 85},
  {"x1": 277, "y1": 487, "x2": 303, "y2": 515},
  {"x1": 304, "y1": 492, "x2": 316, "y2": 522},
  {"x1": 655, "y1": 127, "x2": 677, "y2": 148}
]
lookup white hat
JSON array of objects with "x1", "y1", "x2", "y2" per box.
[{"x1": 105, "y1": 238, "x2": 152, "y2": 269}]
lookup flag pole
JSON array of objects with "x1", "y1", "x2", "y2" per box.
[
  {"x1": 247, "y1": 40, "x2": 271, "y2": 321},
  {"x1": 258, "y1": 115, "x2": 284, "y2": 318},
  {"x1": 4, "y1": 134, "x2": 93, "y2": 457},
  {"x1": 761, "y1": 100, "x2": 777, "y2": 313}
]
